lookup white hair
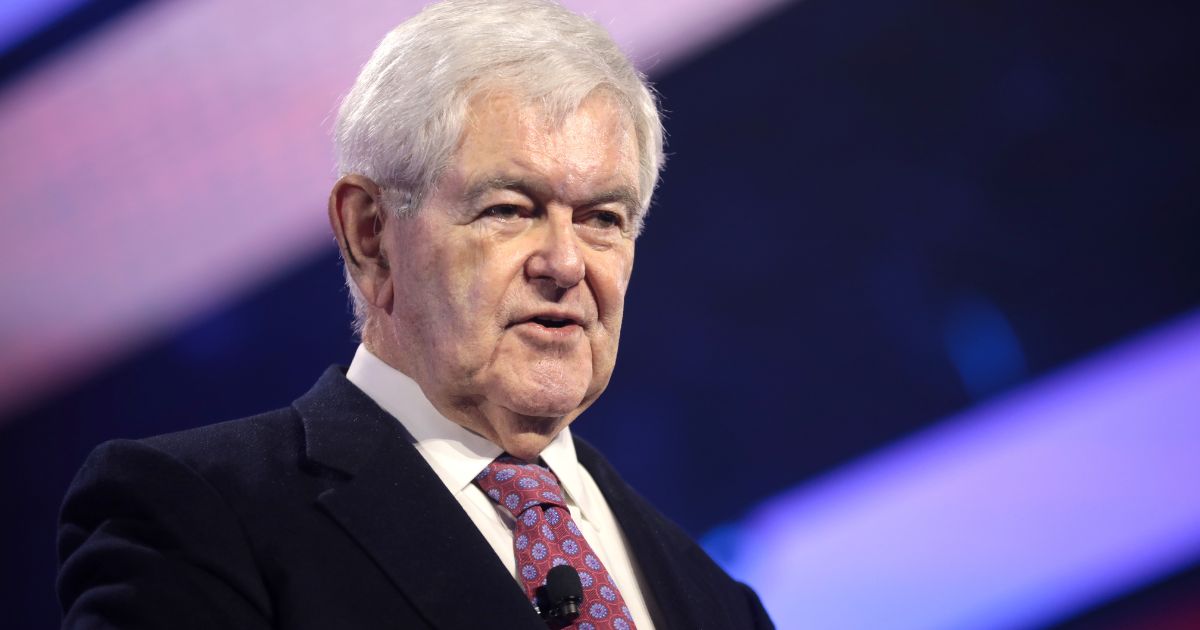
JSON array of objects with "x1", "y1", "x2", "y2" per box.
[{"x1": 333, "y1": 0, "x2": 665, "y2": 335}]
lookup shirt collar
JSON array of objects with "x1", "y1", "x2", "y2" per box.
[
  {"x1": 539, "y1": 422, "x2": 584, "y2": 514},
  {"x1": 345, "y1": 344, "x2": 588, "y2": 515}
]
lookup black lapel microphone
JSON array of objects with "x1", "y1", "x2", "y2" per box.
[{"x1": 537, "y1": 565, "x2": 583, "y2": 628}]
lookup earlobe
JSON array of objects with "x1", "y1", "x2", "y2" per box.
[{"x1": 328, "y1": 175, "x2": 390, "y2": 306}]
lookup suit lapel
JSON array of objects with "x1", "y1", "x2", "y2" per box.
[
  {"x1": 293, "y1": 367, "x2": 544, "y2": 630},
  {"x1": 575, "y1": 439, "x2": 704, "y2": 630}
]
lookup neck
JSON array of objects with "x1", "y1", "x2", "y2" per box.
[
  {"x1": 362, "y1": 335, "x2": 572, "y2": 460},
  {"x1": 453, "y1": 400, "x2": 571, "y2": 460}
]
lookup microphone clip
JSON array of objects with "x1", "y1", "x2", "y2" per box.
[
  {"x1": 536, "y1": 587, "x2": 581, "y2": 628},
  {"x1": 536, "y1": 565, "x2": 584, "y2": 628}
]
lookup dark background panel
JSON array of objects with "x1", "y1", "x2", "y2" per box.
[
  {"x1": 3, "y1": 0, "x2": 1199, "y2": 627},
  {"x1": 597, "y1": 0, "x2": 1200, "y2": 527}
]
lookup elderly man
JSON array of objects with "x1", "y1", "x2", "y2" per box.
[{"x1": 58, "y1": 1, "x2": 773, "y2": 628}]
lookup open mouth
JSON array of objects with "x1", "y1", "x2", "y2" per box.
[
  {"x1": 510, "y1": 313, "x2": 583, "y2": 334},
  {"x1": 530, "y1": 317, "x2": 574, "y2": 329}
]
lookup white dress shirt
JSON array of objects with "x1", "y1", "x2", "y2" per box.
[{"x1": 346, "y1": 344, "x2": 656, "y2": 629}]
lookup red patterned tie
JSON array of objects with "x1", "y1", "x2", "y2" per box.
[{"x1": 475, "y1": 455, "x2": 638, "y2": 630}]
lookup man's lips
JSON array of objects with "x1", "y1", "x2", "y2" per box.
[
  {"x1": 508, "y1": 311, "x2": 584, "y2": 329},
  {"x1": 507, "y1": 312, "x2": 586, "y2": 339}
]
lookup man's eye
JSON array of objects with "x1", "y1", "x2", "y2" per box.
[
  {"x1": 482, "y1": 205, "x2": 522, "y2": 220},
  {"x1": 585, "y1": 211, "x2": 623, "y2": 229}
]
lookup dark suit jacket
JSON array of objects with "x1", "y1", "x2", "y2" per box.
[{"x1": 58, "y1": 367, "x2": 773, "y2": 629}]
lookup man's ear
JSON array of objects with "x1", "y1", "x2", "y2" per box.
[{"x1": 328, "y1": 175, "x2": 393, "y2": 310}]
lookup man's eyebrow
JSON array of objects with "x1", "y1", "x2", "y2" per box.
[
  {"x1": 461, "y1": 176, "x2": 545, "y2": 205},
  {"x1": 463, "y1": 175, "x2": 640, "y2": 213},
  {"x1": 581, "y1": 185, "x2": 640, "y2": 214}
]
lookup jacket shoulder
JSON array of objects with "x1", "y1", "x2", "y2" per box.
[
  {"x1": 140, "y1": 406, "x2": 303, "y2": 471},
  {"x1": 58, "y1": 414, "x2": 288, "y2": 628}
]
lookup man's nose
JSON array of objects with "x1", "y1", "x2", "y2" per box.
[{"x1": 525, "y1": 208, "x2": 585, "y2": 289}]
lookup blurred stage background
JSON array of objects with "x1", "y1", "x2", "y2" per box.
[{"x1": 2, "y1": 0, "x2": 1198, "y2": 628}]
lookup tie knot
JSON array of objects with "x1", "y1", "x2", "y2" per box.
[{"x1": 475, "y1": 455, "x2": 567, "y2": 515}]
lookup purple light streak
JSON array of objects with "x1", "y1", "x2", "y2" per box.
[{"x1": 714, "y1": 310, "x2": 1200, "y2": 629}]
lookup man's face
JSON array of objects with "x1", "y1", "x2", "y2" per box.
[{"x1": 381, "y1": 90, "x2": 639, "y2": 428}]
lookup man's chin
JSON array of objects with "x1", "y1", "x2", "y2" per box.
[
  {"x1": 496, "y1": 390, "x2": 587, "y2": 419},
  {"x1": 483, "y1": 361, "x2": 594, "y2": 419}
]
